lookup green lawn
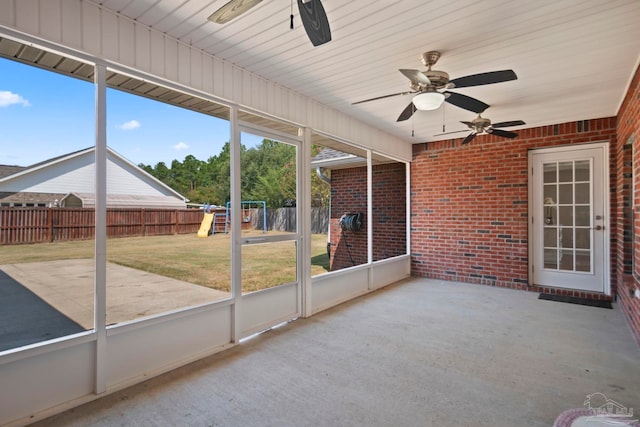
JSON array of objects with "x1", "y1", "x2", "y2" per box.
[{"x1": 0, "y1": 232, "x2": 330, "y2": 293}]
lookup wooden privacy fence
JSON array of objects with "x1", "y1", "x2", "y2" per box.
[
  {"x1": 0, "y1": 207, "x2": 330, "y2": 245},
  {"x1": 0, "y1": 207, "x2": 207, "y2": 245}
]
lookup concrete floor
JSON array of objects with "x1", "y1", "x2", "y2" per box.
[{"x1": 32, "y1": 278, "x2": 640, "y2": 427}]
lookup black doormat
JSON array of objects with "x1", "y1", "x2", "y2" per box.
[{"x1": 538, "y1": 293, "x2": 612, "y2": 309}]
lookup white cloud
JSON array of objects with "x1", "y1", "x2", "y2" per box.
[
  {"x1": 118, "y1": 120, "x2": 141, "y2": 130},
  {"x1": 0, "y1": 91, "x2": 31, "y2": 107},
  {"x1": 173, "y1": 142, "x2": 189, "y2": 150}
]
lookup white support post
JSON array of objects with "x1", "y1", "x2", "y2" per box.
[
  {"x1": 300, "y1": 127, "x2": 313, "y2": 317},
  {"x1": 406, "y1": 161, "x2": 411, "y2": 256},
  {"x1": 367, "y1": 150, "x2": 373, "y2": 289},
  {"x1": 230, "y1": 106, "x2": 242, "y2": 342},
  {"x1": 94, "y1": 63, "x2": 107, "y2": 394}
]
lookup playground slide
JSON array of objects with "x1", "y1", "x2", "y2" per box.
[{"x1": 197, "y1": 213, "x2": 215, "y2": 237}]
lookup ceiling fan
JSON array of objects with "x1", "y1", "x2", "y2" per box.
[
  {"x1": 208, "y1": 0, "x2": 331, "y2": 47},
  {"x1": 353, "y1": 51, "x2": 517, "y2": 122},
  {"x1": 436, "y1": 114, "x2": 526, "y2": 144}
]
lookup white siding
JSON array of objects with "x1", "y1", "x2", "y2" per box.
[{"x1": 0, "y1": 150, "x2": 183, "y2": 199}]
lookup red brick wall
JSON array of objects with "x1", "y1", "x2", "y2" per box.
[
  {"x1": 329, "y1": 163, "x2": 407, "y2": 270},
  {"x1": 329, "y1": 166, "x2": 367, "y2": 270},
  {"x1": 617, "y1": 63, "x2": 640, "y2": 345},
  {"x1": 411, "y1": 118, "x2": 618, "y2": 300},
  {"x1": 372, "y1": 163, "x2": 407, "y2": 261}
]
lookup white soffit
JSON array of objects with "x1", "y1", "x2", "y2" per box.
[{"x1": 83, "y1": 0, "x2": 640, "y2": 143}]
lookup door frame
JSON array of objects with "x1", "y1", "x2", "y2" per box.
[
  {"x1": 527, "y1": 142, "x2": 611, "y2": 295},
  {"x1": 235, "y1": 120, "x2": 304, "y2": 338}
]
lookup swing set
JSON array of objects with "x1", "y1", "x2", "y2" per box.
[{"x1": 222, "y1": 200, "x2": 267, "y2": 234}]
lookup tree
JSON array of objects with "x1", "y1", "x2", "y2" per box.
[{"x1": 139, "y1": 138, "x2": 330, "y2": 208}]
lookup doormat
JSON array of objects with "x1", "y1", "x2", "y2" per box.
[{"x1": 538, "y1": 293, "x2": 612, "y2": 309}]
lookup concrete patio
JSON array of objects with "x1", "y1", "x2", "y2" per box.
[
  {"x1": 0, "y1": 260, "x2": 229, "y2": 351},
  {"x1": 32, "y1": 278, "x2": 640, "y2": 427}
]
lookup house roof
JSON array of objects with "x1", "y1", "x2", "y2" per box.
[
  {"x1": 0, "y1": 146, "x2": 188, "y2": 203},
  {"x1": 311, "y1": 148, "x2": 400, "y2": 170},
  {"x1": 0, "y1": 165, "x2": 26, "y2": 179},
  {"x1": 61, "y1": 193, "x2": 188, "y2": 209},
  {"x1": 0, "y1": 192, "x2": 66, "y2": 204},
  {"x1": 311, "y1": 148, "x2": 363, "y2": 170}
]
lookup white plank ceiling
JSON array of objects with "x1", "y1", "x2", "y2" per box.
[{"x1": 90, "y1": 0, "x2": 640, "y2": 144}]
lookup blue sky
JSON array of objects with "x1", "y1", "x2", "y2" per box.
[{"x1": 0, "y1": 57, "x2": 262, "y2": 167}]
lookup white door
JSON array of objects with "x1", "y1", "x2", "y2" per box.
[
  {"x1": 237, "y1": 125, "x2": 302, "y2": 338},
  {"x1": 530, "y1": 144, "x2": 609, "y2": 293}
]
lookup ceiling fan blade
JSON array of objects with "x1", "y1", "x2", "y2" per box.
[
  {"x1": 298, "y1": 0, "x2": 332, "y2": 46},
  {"x1": 434, "y1": 129, "x2": 468, "y2": 136},
  {"x1": 396, "y1": 103, "x2": 416, "y2": 122},
  {"x1": 488, "y1": 128, "x2": 518, "y2": 138},
  {"x1": 352, "y1": 91, "x2": 415, "y2": 105},
  {"x1": 462, "y1": 132, "x2": 477, "y2": 144},
  {"x1": 208, "y1": 0, "x2": 262, "y2": 24},
  {"x1": 448, "y1": 70, "x2": 517, "y2": 89},
  {"x1": 491, "y1": 120, "x2": 526, "y2": 128},
  {"x1": 399, "y1": 69, "x2": 430, "y2": 86},
  {"x1": 443, "y1": 91, "x2": 489, "y2": 114}
]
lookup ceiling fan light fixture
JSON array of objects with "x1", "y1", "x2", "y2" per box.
[{"x1": 412, "y1": 91, "x2": 445, "y2": 110}]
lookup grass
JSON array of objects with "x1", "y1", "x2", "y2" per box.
[{"x1": 0, "y1": 231, "x2": 330, "y2": 293}]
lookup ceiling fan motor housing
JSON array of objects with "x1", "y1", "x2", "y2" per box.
[
  {"x1": 422, "y1": 70, "x2": 449, "y2": 89},
  {"x1": 471, "y1": 116, "x2": 492, "y2": 133}
]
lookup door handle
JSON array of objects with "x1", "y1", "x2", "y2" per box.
[{"x1": 593, "y1": 225, "x2": 604, "y2": 231}]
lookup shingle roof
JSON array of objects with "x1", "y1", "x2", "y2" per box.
[
  {"x1": 311, "y1": 148, "x2": 352, "y2": 162},
  {"x1": 0, "y1": 192, "x2": 66, "y2": 204},
  {"x1": 0, "y1": 165, "x2": 26, "y2": 179},
  {"x1": 310, "y1": 148, "x2": 364, "y2": 170}
]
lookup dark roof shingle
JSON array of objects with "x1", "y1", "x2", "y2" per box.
[{"x1": 0, "y1": 165, "x2": 26, "y2": 179}]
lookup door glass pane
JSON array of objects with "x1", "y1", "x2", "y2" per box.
[
  {"x1": 559, "y1": 206, "x2": 573, "y2": 226},
  {"x1": 576, "y1": 250, "x2": 591, "y2": 272},
  {"x1": 558, "y1": 184, "x2": 573, "y2": 204},
  {"x1": 544, "y1": 184, "x2": 556, "y2": 205},
  {"x1": 575, "y1": 228, "x2": 590, "y2": 250},
  {"x1": 544, "y1": 163, "x2": 557, "y2": 183},
  {"x1": 544, "y1": 228, "x2": 557, "y2": 247},
  {"x1": 544, "y1": 249, "x2": 558, "y2": 269},
  {"x1": 560, "y1": 228, "x2": 573, "y2": 248},
  {"x1": 575, "y1": 206, "x2": 590, "y2": 226},
  {"x1": 560, "y1": 250, "x2": 574, "y2": 270},
  {"x1": 575, "y1": 160, "x2": 590, "y2": 181},
  {"x1": 575, "y1": 183, "x2": 589, "y2": 204},
  {"x1": 559, "y1": 162, "x2": 573, "y2": 182}
]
